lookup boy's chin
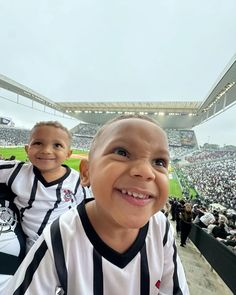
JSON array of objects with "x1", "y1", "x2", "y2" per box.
[{"x1": 123, "y1": 216, "x2": 152, "y2": 229}]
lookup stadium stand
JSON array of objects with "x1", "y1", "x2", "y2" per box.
[
  {"x1": 0, "y1": 126, "x2": 29, "y2": 146},
  {"x1": 178, "y1": 158, "x2": 236, "y2": 210}
]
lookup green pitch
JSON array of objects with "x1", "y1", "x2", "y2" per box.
[{"x1": 1, "y1": 147, "x2": 184, "y2": 198}]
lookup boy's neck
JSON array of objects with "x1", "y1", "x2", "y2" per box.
[
  {"x1": 40, "y1": 166, "x2": 67, "y2": 182},
  {"x1": 86, "y1": 201, "x2": 139, "y2": 253}
]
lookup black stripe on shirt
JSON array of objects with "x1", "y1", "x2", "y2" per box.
[
  {"x1": 73, "y1": 176, "x2": 81, "y2": 196},
  {"x1": 20, "y1": 176, "x2": 38, "y2": 221},
  {"x1": 0, "y1": 252, "x2": 23, "y2": 275},
  {"x1": 172, "y1": 241, "x2": 183, "y2": 295},
  {"x1": 51, "y1": 217, "x2": 68, "y2": 294},
  {"x1": 82, "y1": 187, "x2": 87, "y2": 200},
  {"x1": 0, "y1": 163, "x2": 16, "y2": 170},
  {"x1": 163, "y1": 218, "x2": 170, "y2": 246},
  {"x1": 38, "y1": 182, "x2": 62, "y2": 235},
  {"x1": 13, "y1": 240, "x2": 48, "y2": 295},
  {"x1": 140, "y1": 243, "x2": 150, "y2": 295},
  {"x1": 7, "y1": 162, "x2": 24, "y2": 188},
  {"x1": 93, "y1": 248, "x2": 103, "y2": 295}
]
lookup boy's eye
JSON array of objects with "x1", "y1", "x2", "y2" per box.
[
  {"x1": 32, "y1": 141, "x2": 41, "y2": 146},
  {"x1": 54, "y1": 143, "x2": 63, "y2": 148},
  {"x1": 153, "y1": 159, "x2": 167, "y2": 168},
  {"x1": 113, "y1": 147, "x2": 129, "y2": 157}
]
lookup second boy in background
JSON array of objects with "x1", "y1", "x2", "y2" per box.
[{"x1": 0, "y1": 121, "x2": 88, "y2": 253}]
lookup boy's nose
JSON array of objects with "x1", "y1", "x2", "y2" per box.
[
  {"x1": 130, "y1": 160, "x2": 155, "y2": 181},
  {"x1": 41, "y1": 145, "x2": 52, "y2": 153}
]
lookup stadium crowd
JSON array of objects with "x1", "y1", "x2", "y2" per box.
[
  {"x1": 179, "y1": 157, "x2": 236, "y2": 210},
  {"x1": 169, "y1": 197, "x2": 236, "y2": 252},
  {"x1": 185, "y1": 150, "x2": 236, "y2": 163},
  {"x1": 0, "y1": 124, "x2": 198, "y2": 153},
  {"x1": 0, "y1": 126, "x2": 29, "y2": 146}
]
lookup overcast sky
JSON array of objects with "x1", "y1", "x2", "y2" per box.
[{"x1": 0, "y1": 0, "x2": 236, "y2": 146}]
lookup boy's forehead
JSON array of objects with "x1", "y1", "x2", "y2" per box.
[
  {"x1": 103, "y1": 118, "x2": 163, "y2": 135},
  {"x1": 98, "y1": 118, "x2": 167, "y2": 145},
  {"x1": 30, "y1": 126, "x2": 69, "y2": 140},
  {"x1": 89, "y1": 118, "x2": 169, "y2": 158},
  {"x1": 32, "y1": 125, "x2": 62, "y2": 133}
]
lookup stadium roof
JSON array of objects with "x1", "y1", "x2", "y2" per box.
[
  {"x1": 56, "y1": 101, "x2": 201, "y2": 129},
  {"x1": 0, "y1": 55, "x2": 236, "y2": 129}
]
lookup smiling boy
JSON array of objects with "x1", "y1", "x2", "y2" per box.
[
  {"x1": 0, "y1": 121, "x2": 88, "y2": 250},
  {"x1": 6, "y1": 115, "x2": 189, "y2": 294}
]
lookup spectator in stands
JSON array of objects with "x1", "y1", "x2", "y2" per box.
[
  {"x1": 0, "y1": 121, "x2": 88, "y2": 255},
  {"x1": 176, "y1": 199, "x2": 185, "y2": 236},
  {"x1": 216, "y1": 233, "x2": 236, "y2": 251},
  {"x1": 0, "y1": 184, "x2": 26, "y2": 293},
  {"x1": 170, "y1": 197, "x2": 178, "y2": 221},
  {"x1": 6, "y1": 114, "x2": 189, "y2": 294},
  {"x1": 192, "y1": 205, "x2": 206, "y2": 224},
  {"x1": 198, "y1": 209, "x2": 215, "y2": 228},
  {"x1": 161, "y1": 200, "x2": 171, "y2": 217},
  {"x1": 180, "y1": 203, "x2": 193, "y2": 247},
  {"x1": 212, "y1": 218, "x2": 229, "y2": 239},
  {"x1": 192, "y1": 204, "x2": 199, "y2": 220}
]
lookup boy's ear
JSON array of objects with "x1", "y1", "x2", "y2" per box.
[
  {"x1": 67, "y1": 149, "x2": 72, "y2": 158},
  {"x1": 24, "y1": 145, "x2": 29, "y2": 154},
  {"x1": 79, "y1": 159, "x2": 90, "y2": 187}
]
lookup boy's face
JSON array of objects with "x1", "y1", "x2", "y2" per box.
[
  {"x1": 25, "y1": 125, "x2": 72, "y2": 174},
  {"x1": 81, "y1": 118, "x2": 169, "y2": 229}
]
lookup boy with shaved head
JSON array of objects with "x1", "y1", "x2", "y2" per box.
[{"x1": 6, "y1": 115, "x2": 189, "y2": 295}]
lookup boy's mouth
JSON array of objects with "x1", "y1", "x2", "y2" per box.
[
  {"x1": 37, "y1": 157, "x2": 55, "y2": 160},
  {"x1": 120, "y1": 189, "x2": 151, "y2": 200}
]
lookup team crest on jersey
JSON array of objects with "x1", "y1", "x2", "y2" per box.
[
  {"x1": 62, "y1": 189, "x2": 74, "y2": 202},
  {"x1": 155, "y1": 280, "x2": 161, "y2": 289},
  {"x1": 0, "y1": 205, "x2": 17, "y2": 233}
]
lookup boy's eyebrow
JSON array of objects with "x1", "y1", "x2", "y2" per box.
[{"x1": 104, "y1": 138, "x2": 169, "y2": 154}]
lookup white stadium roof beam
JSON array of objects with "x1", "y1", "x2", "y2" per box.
[
  {"x1": 0, "y1": 55, "x2": 236, "y2": 129},
  {"x1": 195, "y1": 55, "x2": 236, "y2": 125},
  {"x1": 0, "y1": 74, "x2": 66, "y2": 115},
  {"x1": 56, "y1": 101, "x2": 201, "y2": 128}
]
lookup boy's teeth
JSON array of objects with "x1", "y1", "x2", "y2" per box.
[{"x1": 121, "y1": 189, "x2": 148, "y2": 199}]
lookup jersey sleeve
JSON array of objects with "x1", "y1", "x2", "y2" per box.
[
  {"x1": 0, "y1": 160, "x2": 18, "y2": 183},
  {"x1": 5, "y1": 231, "x2": 60, "y2": 295}
]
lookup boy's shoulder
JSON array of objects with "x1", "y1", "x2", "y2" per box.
[
  {"x1": 149, "y1": 211, "x2": 173, "y2": 241},
  {"x1": 151, "y1": 210, "x2": 169, "y2": 224},
  {"x1": 68, "y1": 166, "x2": 80, "y2": 175}
]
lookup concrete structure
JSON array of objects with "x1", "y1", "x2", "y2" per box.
[{"x1": 174, "y1": 226, "x2": 233, "y2": 295}]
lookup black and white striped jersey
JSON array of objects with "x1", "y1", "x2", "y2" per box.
[
  {"x1": 7, "y1": 199, "x2": 189, "y2": 295},
  {"x1": 0, "y1": 184, "x2": 26, "y2": 293},
  {"x1": 0, "y1": 160, "x2": 87, "y2": 242}
]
